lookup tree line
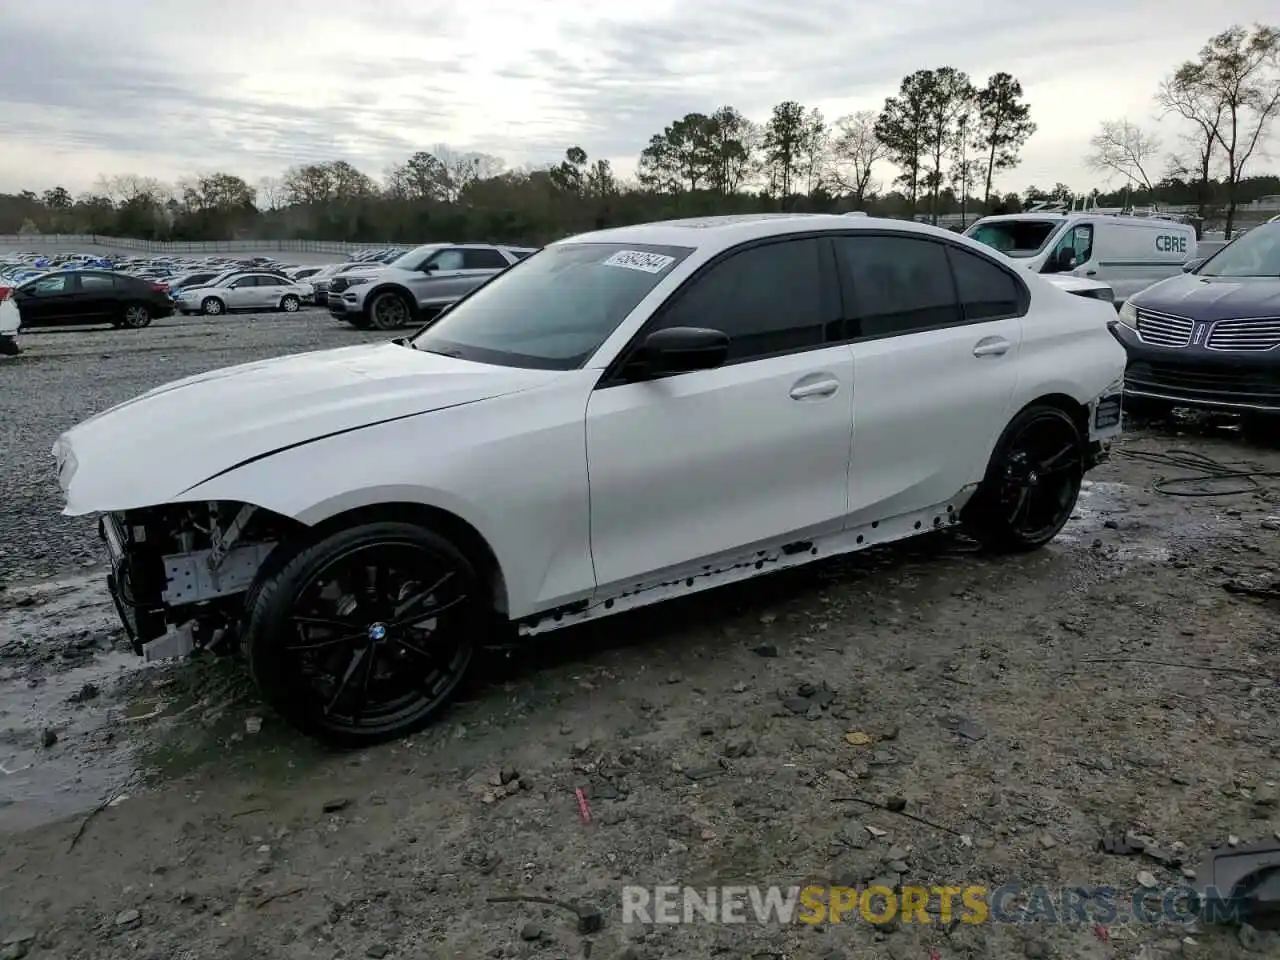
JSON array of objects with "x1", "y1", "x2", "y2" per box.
[
  {"x1": 1086, "y1": 23, "x2": 1280, "y2": 234},
  {"x1": 0, "y1": 22, "x2": 1276, "y2": 246}
]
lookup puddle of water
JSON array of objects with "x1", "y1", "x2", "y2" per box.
[
  {"x1": 1056, "y1": 481, "x2": 1173, "y2": 564},
  {"x1": 0, "y1": 572, "x2": 148, "y2": 833}
]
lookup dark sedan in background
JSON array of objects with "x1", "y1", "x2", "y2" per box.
[
  {"x1": 10, "y1": 270, "x2": 175, "y2": 330},
  {"x1": 1112, "y1": 221, "x2": 1280, "y2": 419}
]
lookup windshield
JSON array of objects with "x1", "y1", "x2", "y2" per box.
[
  {"x1": 966, "y1": 219, "x2": 1063, "y2": 258},
  {"x1": 1195, "y1": 223, "x2": 1280, "y2": 277},
  {"x1": 408, "y1": 242, "x2": 694, "y2": 370},
  {"x1": 389, "y1": 244, "x2": 445, "y2": 270}
]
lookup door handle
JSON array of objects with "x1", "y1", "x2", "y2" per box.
[
  {"x1": 1085, "y1": 270, "x2": 1098, "y2": 276},
  {"x1": 789, "y1": 378, "x2": 839, "y2": 400},
  {"x1": 972, "y1": 337, "x2": 1010, "y2": 358}
]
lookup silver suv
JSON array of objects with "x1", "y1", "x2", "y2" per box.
[{"x1": 330, "y1": 243, "x2": 537, "y2": 330}]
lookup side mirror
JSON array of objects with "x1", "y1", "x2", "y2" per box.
[
  {"x1": 625, "y1": 327, "x2": 730, "y2": 379},
  {"x1": 1051, "y1": 247, "x2": 1077, "y2": 272},
  {"x1": 422, "y1": 262, "x2": 438, "y2": 274},
  {"x1": 1182, "y1": 258, "x2": 1204, "y2": 273}
]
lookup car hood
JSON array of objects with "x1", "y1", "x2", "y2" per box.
[
  {"x1": 54, "y1": 342, "x2": 561, "y2": 514},
  {"x1": 1131, "y1": 273, "x2": 1280, "y2": 323}
]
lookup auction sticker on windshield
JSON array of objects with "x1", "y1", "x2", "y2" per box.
[{"x1": 603, "y1": 250, "x2": 676, "y2": 274}]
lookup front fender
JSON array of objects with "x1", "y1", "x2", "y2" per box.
[{"x1": 181, "y1": 376, "x2": 599, "y2": 618}]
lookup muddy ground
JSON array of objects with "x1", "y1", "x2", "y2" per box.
[{"x1": 1, "y1": 313, "x2": 1279, "y2": 960}]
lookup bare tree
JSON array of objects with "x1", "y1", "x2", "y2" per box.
[
  {"x1": 1166, "y1": 25, "x2": 1280, "y2": 235},
  {"x1": 1156, "y1": 71, "x2": 1225, "y2": 217},
  {"x1": 1085, "y1": 119, "x2": 1162, "y2": 201},
  {"x1": 826, "y1": 111, "x2": 885, "y2": 205},
  {"x1": 93, "y1": 174, "x2": 170, "y2": 206},
  {"x1": 257, "y1": 176, "x2": 286, "y2": 210}
]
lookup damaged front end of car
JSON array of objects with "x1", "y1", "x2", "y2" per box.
[{"x1": 99, "y1": 501, "x2": 294, "y2": 659}]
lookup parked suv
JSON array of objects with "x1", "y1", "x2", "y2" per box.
[
  {"x1": 330, "y1": 243, "x2": 537, "y2": 330},
  {"x1": 1113, "y1": 220, "x2": 1280, "y2": 416}
]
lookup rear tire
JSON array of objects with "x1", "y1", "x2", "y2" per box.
[
  {"x1": 963, "y1": 404, "x2": 1085, "y2": 553},
  {"x1": 0, "y1": 337, "x2": 18, "y2": 357},
  {"x1": 201, "y1": 297, "x2": 225, "y2": 316},
  {"x1": 242, "y1": 521, "x2": 484, "y2": 746},
  {"x1": 121, "y1": 303, "x2": 152, "y2": 328}
]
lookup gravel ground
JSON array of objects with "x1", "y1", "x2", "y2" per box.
[{"x1": 1, "y1": 315, "x2": 1280, "y2": 960}]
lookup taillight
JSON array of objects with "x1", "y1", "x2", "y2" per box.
[
  {"x1": 150, "y1": 282, "x2": 168, "y2": 293},
  {"x1": 0, "y1": 285, "x2": 11, "y2": 301}
]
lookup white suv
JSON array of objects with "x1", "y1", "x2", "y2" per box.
[
  {"x1": 329, "y1": 243, "x2": 537, "y2": 330},
  {"x1": 53, "y1": 214, "x2": 1125, "y2": 744}
]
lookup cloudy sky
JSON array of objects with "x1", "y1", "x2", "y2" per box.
[{"x1": 0, "y1": 0, "x2": 1275, "y2": 197}]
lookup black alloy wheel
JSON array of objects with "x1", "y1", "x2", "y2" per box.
[
  {"x1": 244, "y1": 523, "x2": 480, "y2": 744},
  {"x1": 967, "y1": 405, "x2": 1085, "y2": 551}
]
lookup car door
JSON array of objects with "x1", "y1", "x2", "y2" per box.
[
  {"x1": 14, "y1": 273, "x2": 75, "y2": 326},
  {"x1": 1044, "y1": 220, "x2": 1097, "y2": 279},
  {"x1": 835, "y1": 234, "x2": 1025, "y2": 524},
  {"x1": 584, "y1": 236, "x2": 855, "y2": 591},
  {"x1": 75, "y1": 272, "x2": 119, "y2": 321},
  {"x1": 253, "y1": 275, "x2": 285, "y2": 308},
  {"x1": 418, "y1": 248, "x2": 469, "y2": 306},
  {"x1": 223, "y1": 276, "x2": 257, "y2": 309}
]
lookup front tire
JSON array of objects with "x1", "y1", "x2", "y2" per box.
[
  {"x1": 243, "y1": 521, "x2": 482, "y2": 745},
  {"x1": 280, "y1": 295, "x2": 301, "y2": 313},
  {"x1": 0, "y1": 337, "x2": 18, "y2": 357},
  {"x1": 964, "y1": 404, "x2": 1085, "y2": 552},
  {"x1": 368, "y1": 290, "x2": 414, "y2": 331},
  {"x1": 201, "y1": 297, "x2": 225, "y2": 316}
]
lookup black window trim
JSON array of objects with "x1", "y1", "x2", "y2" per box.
[
  {"x1": 595, "y1": 232, "x2": 844, "y2": 389},
  {"x1": 829, "y1": 230, "x2": 1030, "y2": 346}
]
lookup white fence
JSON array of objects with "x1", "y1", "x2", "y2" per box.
[{"x1": 0, "y1": 234, "x2": 397, "y2": 255}]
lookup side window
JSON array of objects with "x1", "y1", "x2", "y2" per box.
[
  {"x1": 29, "y1": 275, "x2": 69, "y2": 295},
  {"x1": 431, "y1": 249, "x2": 466, "y2": 271},
  {"x1": 78, "y1": 274, "x2": 116, "y2": 291},
  {"x1": 835, "y1": 236, "x2": 960, "y2": 338},
  {"x1": 1050, "y1": 224, "x2": 1093, "y2": 267},
  {"x1": 462, "y1": 248, "x2": 510, "y2": 270},
  {"x1": 651, "y1": 238, "x2": 829, "y2": 363},
  {"x1": 232, "y1": 276, "x2": 258, "y2": 288},
  {"x1": 947, "y1": 246, "x2": 1024, "y2": 321},
  {"x1": 257, "y1": 276, "x2": 284, "y2": 287}
]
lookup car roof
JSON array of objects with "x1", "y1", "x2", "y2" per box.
[{"x1": 554, "y1": 214, "x2": 965, "y2": 253}]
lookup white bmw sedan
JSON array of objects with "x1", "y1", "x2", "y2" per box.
[{"x1": 52, "y1": 214, "x2": 1126, "y2": 744}]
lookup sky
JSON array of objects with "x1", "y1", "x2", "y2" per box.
[{"x1": 0, "y1": 0, "x2": 1276, "y2": 198}]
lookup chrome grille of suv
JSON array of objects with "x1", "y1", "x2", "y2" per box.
[
  {"x1": 1206, "y1": 317, "x2": 1280, "y2": 352},
  {"x1": 1135, "y1": 309, "x2": 1193, "y2": 348}
]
